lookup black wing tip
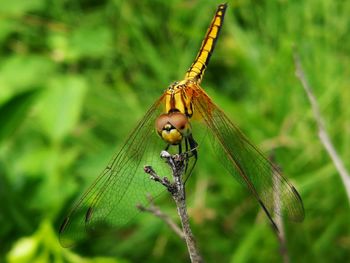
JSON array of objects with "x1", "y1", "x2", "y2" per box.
[
  {"x1": 59, "y1": 216, "x2": 69, "y2": 234},
  {"x1": 258, "y1": 199, "x2": 279, "y2": 233},
  {"x1": 59, "y1": 239, "x2": 75, "y2": 249},
  {"x1": 291, "y1": 186, "x2": 305, "y2": 222},
  {"x1": 85, "y1": 206, "x2": 94, "y2": 223},
  {"x1": 58, "y1": 217, "x2": 76, "y2": 248}
]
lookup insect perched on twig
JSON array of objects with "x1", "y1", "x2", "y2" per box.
[{"x1": 59, "y1": 3, "x2": 304, "y2": 247}]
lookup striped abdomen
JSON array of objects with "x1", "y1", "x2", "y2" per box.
[{"x1": 185, "y1": 4, "x2": 227, "y2": 83}]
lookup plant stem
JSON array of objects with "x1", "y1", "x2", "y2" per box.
[{"x1": 143, "y1": 151, "x2": 203, "y2": 263}]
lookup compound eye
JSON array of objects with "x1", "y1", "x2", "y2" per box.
[
  {"x1": 155, "y1": 114, "x2": 170, "y2": 133},
  {"x1": 168, "y1": 112, "x2": 188, "y2": 130}
]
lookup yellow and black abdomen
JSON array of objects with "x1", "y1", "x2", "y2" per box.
[{"x1": 185, "y1": 3, "x2": 227, "y2": 83}]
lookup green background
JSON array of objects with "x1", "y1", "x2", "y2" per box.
[{"x1": 1, "y1": 0, "x2": 349, "y2": 262}]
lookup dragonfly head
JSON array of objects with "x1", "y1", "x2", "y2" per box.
[{"x1": 155, "y1": 111, "x2": 190, "y2": 145}]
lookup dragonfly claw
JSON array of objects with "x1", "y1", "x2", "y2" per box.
[{"x1": 160, "y1": 150, "x2": 171, "y2": 158}]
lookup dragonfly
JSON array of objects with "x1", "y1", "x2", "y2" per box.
[{"x1": 59, "y1": 3, "x2": 304, "y2": 247}]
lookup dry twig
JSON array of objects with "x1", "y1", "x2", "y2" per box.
[
  {"x1": 142, "y1": 151, "x2": 203, "y2": 263},
  {"x1": 137, "y1": 195, "x2": 185, "y2": 240},
  {"x1": 293, "y1": 50, "x2": 350, "y2": 203}
]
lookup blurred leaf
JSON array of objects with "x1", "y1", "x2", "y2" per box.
[
  {"x1": 7, "y1": 220, "x2": 125, "y2": 263},
  {"x1": 0, "y1": 0, "x2": 44, "y2": 16},
  {"x1": 0, "y1": 19, "x2": 16, "y2": 42},
  {"x1": 48, "y1": 32, "x2": 69, "y2": 62},
  {"x1": 37, "y1": 75, "x2": 87, "y2": 142},
  {"x1": 6, "y1": 236, "x2": 39, "y2": 263},
  {"x1": 0, "y1": 89, "x2": 39, "y2": 144},
  {"x1": 230, "y1": 224, "x2": 263, "y2": 263},
  {"x1": 68, "y1": 25, "x2": 113, "y2": 61},
  {"x1": 0, "y1": 55, "x2": 56, "y2": 103}
]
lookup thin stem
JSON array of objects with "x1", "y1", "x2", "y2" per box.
[
  {"x1": 143, "y1": 151, "x2": 203, "y2": 263},
  {"x1": 137, "y1": 196, "x2": 185, "y2": 240},
  {"x1": 293, "y1": 50, "x2": 350, "y2": 203}
]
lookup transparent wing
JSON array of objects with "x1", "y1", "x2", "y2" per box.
[
  {"x1": 59, "y1": 94, "x2": 171, "y2": 247},
  {"x1": 192, "y1": 86, "x2": 304, "y2": 228}
]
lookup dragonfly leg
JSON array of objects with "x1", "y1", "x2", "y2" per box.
[
  {"x1": 188, "y1": 134, "x2": 198, "y2": 159},
  {"x1": 178, "y1": 142, "x2": 182, "y2": 154},
  {"x1": 184, "y1": 134, "x2": 198, "y2": 183},
  {"x1": 183, "y1": 137, "x2": 190, "y2": 175},
  {"x1": 165, "y1": 144, "x2": 170, "y2": 151}
]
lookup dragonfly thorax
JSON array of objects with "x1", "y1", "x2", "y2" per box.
[{"x1": 165, "y1": 80, "x2": 194, "y2": 118}]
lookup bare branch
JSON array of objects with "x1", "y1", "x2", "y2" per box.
[
  {"x1": 137, "y1": 196, "x2": 185, "y2": 240},
  {"x1": 142, "y1": 152, "x2": 203, "y2": 263},
  {"x1": 144, "y1": 166, "x2": 175, "y2": 192},
  {"x1": 293, "y1": 50, "x2": 350, "y2": 203}
]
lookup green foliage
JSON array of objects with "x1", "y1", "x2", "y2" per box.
[
  {"x1": 37, "y1": 75, "x2": 87, "y2": 142},
  {"x1": 0, "y1": 89, "x2": 39, "y2": 143},
  {"x1": 0, "y1": 0, "x2": 349, "y2": 262}
]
